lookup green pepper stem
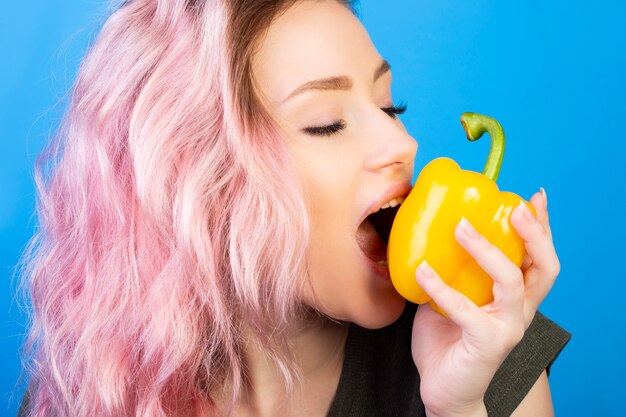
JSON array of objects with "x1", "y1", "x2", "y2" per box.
[{"x1": 460, "y1": 112, "x2": 506, "y2": 182}]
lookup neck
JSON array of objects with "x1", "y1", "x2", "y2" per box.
[{"x1": 217, "y1": 306, "x2": 349, "y2": 417}]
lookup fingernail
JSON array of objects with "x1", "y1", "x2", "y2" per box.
[
  {"x1": 518, "y1": 200, "x2": 534, "y2": 221},
  {"x1": 540, "y1": 187, "x2": 548, "y2": 209},
  {"x1": 416, "y1": 260, "x2": 435, "y2": 280},
  {"x1": 458, "y1": 217, "x2": 479, "y2": 239}
]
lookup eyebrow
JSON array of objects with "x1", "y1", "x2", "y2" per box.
[{"x1": 281, "y1": 59, "x2": 391, "y2": 104}]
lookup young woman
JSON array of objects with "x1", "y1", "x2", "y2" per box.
[{"x1": 17, "y1": 0, "x2": 571, "y2": 416}]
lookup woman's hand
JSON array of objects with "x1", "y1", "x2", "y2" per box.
[{"x1": 411, "y1": 189, "x2": 559, "y2": 417}]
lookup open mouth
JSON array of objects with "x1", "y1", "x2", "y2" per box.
[{"x1": 355, "y1": 204, "x2": 401, "y2": 264}]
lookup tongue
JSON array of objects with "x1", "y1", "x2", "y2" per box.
[{"x1": 356, "y1": 218, "x2": 387, "y2": 262}]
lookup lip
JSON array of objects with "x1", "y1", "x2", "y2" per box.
[{"x1": 354, "y1": 180, "x2": 413, "y2": 233}]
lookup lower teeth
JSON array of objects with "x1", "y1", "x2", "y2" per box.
[{"x1": 376, "y1": 260, "x2": 388, "y2": 265}]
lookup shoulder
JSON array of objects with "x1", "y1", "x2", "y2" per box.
[{"x1": 330, "y1": 305, "x2": 571, "y2": 417}]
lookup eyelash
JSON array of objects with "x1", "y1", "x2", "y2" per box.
[{"x1": 302, "y1": 101, "x2": 408, "y2": 137}]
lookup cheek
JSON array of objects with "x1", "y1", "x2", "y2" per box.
[
  {"x1": 287, "y1": 143, "x2": 406, "y2": 328},
  {"x1": 299, "y1": 210, "x2": 406, "y2": 329}
]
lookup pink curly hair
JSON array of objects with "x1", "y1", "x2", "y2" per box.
[{"x1": 18, "y1": 0, "x2": 358, "y2": 416}]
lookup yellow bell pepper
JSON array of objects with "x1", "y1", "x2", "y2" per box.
[{"x1": 387, "y1": 112, "x2": 536, "y2": 317}]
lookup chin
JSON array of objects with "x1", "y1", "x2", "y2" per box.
[
  {"x1": 349, "y1": 287, "x2": 407, "y2": 329},
  {"x1": 303, "y1": 239, "x2": 410, "y2": 329}
]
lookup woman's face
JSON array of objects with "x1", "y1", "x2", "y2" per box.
[{"x1": 252, "y1": 0, "x2": 418, "y2": 328}]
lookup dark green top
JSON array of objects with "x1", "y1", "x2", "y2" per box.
[
  {"x1": 326, "y1": 302, "x2": 571, "y2": 417},
  {"x1": 18, "y1": 302, "x2": 571, "y2": 417}
]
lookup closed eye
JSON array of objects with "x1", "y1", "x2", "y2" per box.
[
  {"x1": 302, "y1": 101, "x2": 408, "y2": 137},
  {"x1": 382, "y1": 101, "x2": 407, "y2": 119}
]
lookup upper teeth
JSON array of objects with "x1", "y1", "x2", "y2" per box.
[{"x1": 375, "y1": 196, "x2": 405, "y2": 212}]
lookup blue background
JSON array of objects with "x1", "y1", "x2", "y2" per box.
[{"x1": 2, "y1": 1, "x2": 625, "y2": 416}]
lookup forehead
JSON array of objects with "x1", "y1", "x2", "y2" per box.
[{"x1": 251, "y1": 0, "x2": 382, "y2": 106}]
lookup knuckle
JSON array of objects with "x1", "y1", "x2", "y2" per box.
[
  {"x1": 510, "y1": 268, "x2": 525, "y2": 286},
  {"x1": 550, "y1": 258, "x2": 561, "y2": 277},
  {"x1": 455, "y1": 296, "x2": 477, "y2": 317}
]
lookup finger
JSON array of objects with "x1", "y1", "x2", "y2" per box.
[
  {"x1": 455, "y1": 217, "x2": 525, "y2": 324},
  {"x1": 415, "y1": 260, "x2": 488, "y2": 336},
  {"x1": 528, "y1": 189, "x2": 552, "y2": 239},
  {"x1": 510, "y1": 199, "x2": 561, "y2": 287},
  {"x1": 510, "y1": 197, "x2": 560, "y2": 324},
  {"x1": 521, "y1": 264, "x2": 558, "y2": 326}
]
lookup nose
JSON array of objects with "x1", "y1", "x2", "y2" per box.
[{"x1": 362, "y1": 111, "x2": 418, "y2": 173}]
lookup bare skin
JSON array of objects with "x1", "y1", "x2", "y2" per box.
[
  {"x1": 217, "y1": 308, "x2": 348, "y2": 417},
  {"x1": 221, "y1": 1, "x2": 562, "y2": 416},
  {"x1": 252, "y1": 0, "x2": 415, "y2": 330}
]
